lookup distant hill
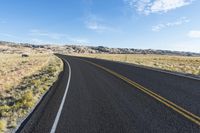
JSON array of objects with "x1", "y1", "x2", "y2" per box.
[{"x1": 0, "y1": 41, "x2": 199, "y2": 56}]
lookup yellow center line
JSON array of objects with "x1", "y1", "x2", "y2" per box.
[{"x1": 81, "y1": 59, "x2": 200, "y2": 126}]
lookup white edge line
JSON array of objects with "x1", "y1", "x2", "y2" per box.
[
  {"x1": 14, "y1": 80, "x2": 54, "y2": 133},
  {"x1": 50, "y1": 58, "x2": 71, "y2": 133},
  {"x1": 13, "y1": 57, "x2": 65, "y2": 133}
]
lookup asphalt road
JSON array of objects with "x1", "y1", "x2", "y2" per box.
[{"x1": 17, "y1": 55, "x2": 200, "y2": 133}]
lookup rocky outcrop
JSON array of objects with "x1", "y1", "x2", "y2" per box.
[{"x1": 0, "y1": 41, "x2": 199, "y2": 56}]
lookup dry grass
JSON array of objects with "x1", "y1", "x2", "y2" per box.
[
  {"x1": 0, "y1": 54, "x2": 50, "y2": 92},
  {"x1": 76, "y1": 54, "x2": 200, "y2": 75},
  {"x1": 0, "y1": 54, "x2": 63, "y2": 132},
  {"x1": 0, "y1": 119, "x2": 7, "y2": 133}
]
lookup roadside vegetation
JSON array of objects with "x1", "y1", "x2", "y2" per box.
[
  {"x1": 0, "y1": 54, "x2": 63, "y2": 132},
  {"x1": 76, "y1": 54, "x2": 200, "y2": 76}
]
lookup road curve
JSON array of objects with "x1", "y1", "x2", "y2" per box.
[{"x1": 17, "y1": 55, "x2": 200, "y2": 133}]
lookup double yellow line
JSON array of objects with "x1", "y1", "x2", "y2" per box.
[{"x1": 82, "y1": 59, "x2": 200, "y2": 126}]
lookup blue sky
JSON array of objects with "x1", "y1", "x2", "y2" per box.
[{"x1": 0, "y1": 0, "x2": 200, "y2": 52}]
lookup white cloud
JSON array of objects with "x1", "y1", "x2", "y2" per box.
[
  {"x1": 85, "y1": 14, "x2": 112, "y2": 32},
  {"x1": 124, "y1": 0, "x2": 194, "y2": 15},
  {"x1": 188, "y1": 30, "x2": 200, "y2": 38},
  {"x1": 86, "y1": 21, "x2": 109, "y2": 31},
  {"x1": 152, "y1": 17, "x2": 190, "y2": 31},
  {"x1": 74, "y1": 39, "x2": 90, "y2": 44},
  {"x1": 0, "y1": 33, "x2": 17, "y2": 38},
  {"x1": 29, "y1": 29, "x2": 90, "y2": 44},
  {"x1": 29, "y1": 29, "x2": 68, "y2": 40},
  {"x1": 171, "y1": 42, "x2": 200, "y2": 52},
  {"x1": 68, "y1": 37, "x2": 90, "y2": 44},
  {"x1": 30, "y1": 38, "x2": 49, "y2": 44},
  {"x1": 30, "y1": 37, "x2": 90, "y2": 45},
  {"x1": 151, "y1": 0, "x2": 193, "y2": 13}
]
